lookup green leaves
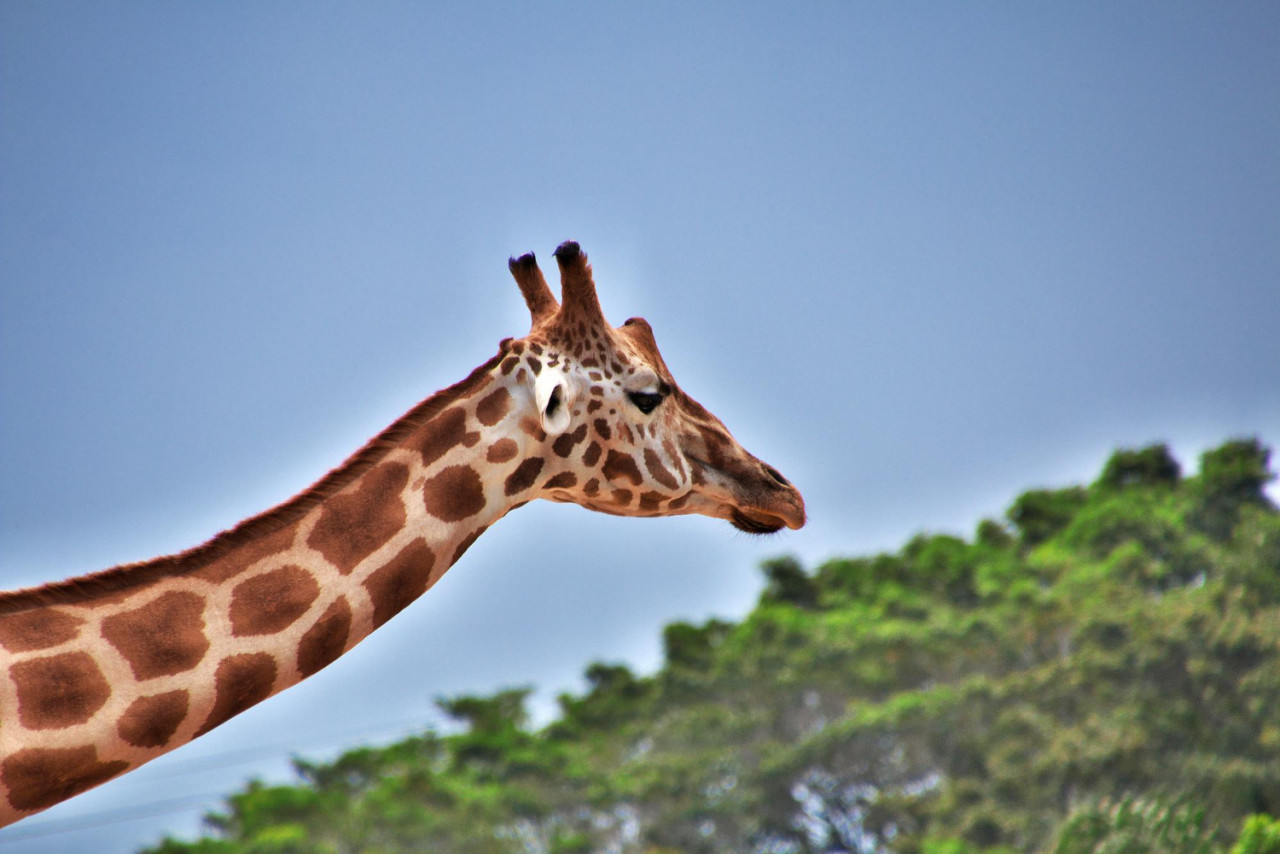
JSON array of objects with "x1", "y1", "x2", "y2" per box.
[
  {"x1": 760, "y1": 556, "x2": 820, "y2": 610},
  {"x1": 1191, "y1": 438, "x2": 1276, "y2": 540},
  {"x1": 1051, "y1": 797, "x2": 1218, "y2": 854},
  {"x1": 1008, "y1": 487, "x2": 1088, "y2": 547},
  {"x1": 1096, "y1": 443, "x2": 1183, "y2": 492},
  {"x1": 1231, "y1": 815, "x2": 1280, "y2": 854}
]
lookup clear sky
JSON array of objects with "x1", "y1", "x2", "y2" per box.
[{"x1": 2, "y1": 3, "x2": 1278, "y2": 851}]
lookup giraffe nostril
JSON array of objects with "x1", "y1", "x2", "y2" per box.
[{"x1": 763, "y1": 464, "x2": 790, "y2": 488}]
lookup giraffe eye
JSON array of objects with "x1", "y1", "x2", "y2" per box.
[{"x1": 627, "y1": 391, "x2": 664, "y2": 415}]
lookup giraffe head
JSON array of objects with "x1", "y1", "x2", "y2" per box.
[{"x1": 503, "y1": 241, "x2": 805, "y2": 534}]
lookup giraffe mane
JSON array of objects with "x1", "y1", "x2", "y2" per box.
[{"x1": 0, "y1": 345, "x2": 511, "y2": 615}]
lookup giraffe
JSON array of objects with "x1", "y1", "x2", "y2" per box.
[{"x1": 0, "y1": 242, "x2": 805, "y2": 826}]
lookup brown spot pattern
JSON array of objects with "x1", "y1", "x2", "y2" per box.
[
  {"x1": 643, "y1": 448, "x2": 680, "y2": 490},
  {"x1": 639, "y1": 491, "x2": 665, "y2": 512},
  {"x1": 423, "y1": 465, "x2": 487, "y2": 521},
  {"x1": 602, "y1": 450, "x2": 644, "y2": 486},
  {"x1": 612, "y1": 488, "x2": 634, "y2": 505},
  {"x1": 583, "y1": 441, "x2": 602, "y2": 467},
  {"x1": 2, "y1": 746, "x2": 129, "y2": 811},
  {"x1": 307, "y1": 462, "x2": 410, "y2": 574},
  {"x1": 230, "y1": 565, "x2": 320, "y2": 637},
  {"x1": 117, "y1": 691, "x2": 189, "y2": 748},
  {"x1": 552, "y1": 423, "x2": 589, "y2": 457},
  {"x1": 194, "y1": 522, "x2": 297, "y2": 584},
  {"x1": 101, "y1": 591, "x2": 209, "y2": 681},
  {"x1": 363, "y1": 539, "x2": 435, "y2": 629},
  {"x1": 414, "y1": 407, "x2": 478, "y2": 467},
  {"x1": 593, "y1": 418, "x2": 612, "y2": 439},
  {"x1": 0, "y1": 610, "x2": 83, "y2": 654},
  {"x1": 195, "y1": 653, "x2": 277, "y2": 737},
  {"x1": 544, "y1": 472, "x2": 577, "y2": 489},
  {"x1": 297, "y1": 597, "x2": 353, "y2": 678},
  {"x1": 487, "y1": 438, "x2": 518, "y2": 463},
  {"x1": 697, "y1": 424, "x2": 730, "y2": 468},
  {"x1": 584, "y1": 478, "x2": 600, "y2": 496},
  {"x1": 519, "y1": 417, "x2": 546, "y2": 441},
  {"x1": 663, "y1": 439, "x2": 687, "y2": 479},
  {"x1": 475, "y1": 387, "x2": 512, "y2": 426},
  {"x1": 11, "y1": 652, "x2": 110, "y2": 730},
  {"x1": 504, "y1": 458, "x2": 545, "y2": 496}
]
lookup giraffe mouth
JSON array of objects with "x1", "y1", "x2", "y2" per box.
[{"x1": 729, "y1": 508, "x2": 789, "y2": 535}]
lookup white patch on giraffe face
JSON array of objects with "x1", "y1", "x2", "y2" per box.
[{"x1": 534, "y1": 365, "x2": 575, "y2": 435}]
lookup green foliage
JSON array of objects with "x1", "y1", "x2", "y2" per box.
[
  {"x1": 975, "y1": 518, "x2": 1014, "y2": 549},
  {"x1": 142, "y1": 439, "x2": 1280, "y2": 854},
  {"x1": 438, "y1": 687, "x2": 532, "y2": 734},
  {"x1": 1008, "y1": 486, "x2": 1088, "y2": 547},
  {"x1": 1191, "y1": 438, "x2": 1276, "y2": 540},
  {"x1": 1231, "y1": 815, "x2": 1280, "y2": 854},
  {"x1": 662, "y1": 619, "x2": 731, "y2": 671},
  {"x1": 1050, "y1": 797, "x2": 1217, "y2": 854},
  {"x1": 1096, "y1": 443, "x2": 1182, "y2": 491},
  {"x1": 920, "y1": 840, "x2": 1015, "y2": 854},
  {"x1": 760, "y1": 555, "x2": 819, "y2": 609}
]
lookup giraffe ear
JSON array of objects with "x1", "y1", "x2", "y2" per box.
[{"x1": 534, "y1": 366, "x2": 574, "y2": 435}]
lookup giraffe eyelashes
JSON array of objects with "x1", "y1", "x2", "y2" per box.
[{"x1": 627, "y1": 391, "x2": 665, "y2": 415}]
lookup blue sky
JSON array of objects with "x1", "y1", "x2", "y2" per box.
[{"x1": 2, "y1": 3, "x2": 1278, "y2": 850}]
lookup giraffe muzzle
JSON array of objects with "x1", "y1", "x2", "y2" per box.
[{"x1": 690, "y1": 455, "x2": 806, "y2": 533}]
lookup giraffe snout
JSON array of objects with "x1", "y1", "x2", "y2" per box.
[{"x1": 729, "y1": 458, "x2": 806, "y2": 533}]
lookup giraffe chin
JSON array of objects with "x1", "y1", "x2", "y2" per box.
[{"x1": 729, "y1": 508, "x2": 790, "y2": 535}]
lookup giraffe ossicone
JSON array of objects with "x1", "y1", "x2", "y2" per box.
[{"x1": 0, "y1": 241, "x2": 805, "y2": 825}]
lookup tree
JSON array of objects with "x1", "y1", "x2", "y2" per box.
[
  {"x1": 438, "y1": 688, "x2": 532, "y2": 735},
  {"x1": 1191, "y1": 438, "x2": 1276, "y2": 539},
  {"x1": 1007, "y1": 487, "x2": 1087, "y2": 547},
  {"x1": 760, "y1": 556, "x2": 819, "y2": 609},
  {"x1": 1095, "y1": 443, "x2": 1181, "y2": 490}
]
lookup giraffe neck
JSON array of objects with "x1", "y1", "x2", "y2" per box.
[{"x1": 0, "y1": 347, "x2": 540, "y2": 823}]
